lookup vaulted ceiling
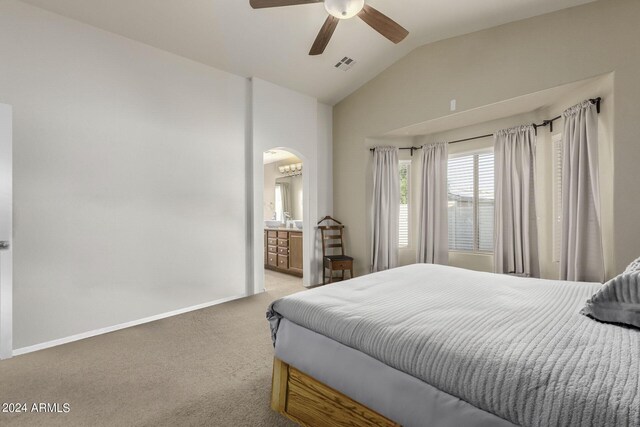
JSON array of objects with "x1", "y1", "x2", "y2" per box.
[{"x1": 20, "y1": 0, "x2": 596, "y2": 105}]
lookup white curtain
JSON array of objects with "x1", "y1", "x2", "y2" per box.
[
  {"x1": 561, "y1": 100, "x2": 604, "y2": 282},
  {"x1": 494, "y1": 125, "x2": 539, "y2": 277},
  {"x1": 275, "y1": 182, "x2": 291, "y2": 221},
  {"x1": 371, "y1": 147, "x2": 399, "y2": 272},
  {"x1": 280, "y1": 182, "x2": 291, "y2": 218},
  {"x1": 417, "y1": 143, "x2": 449, "y2": 264}
]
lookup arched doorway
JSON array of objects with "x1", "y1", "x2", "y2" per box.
[{"x1": 262, "y1": 149, "x2": 306, "y2": 290}]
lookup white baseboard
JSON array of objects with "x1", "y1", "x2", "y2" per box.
[{"x1": 11, "y1": 291, "x2": 255, "y2": 357}]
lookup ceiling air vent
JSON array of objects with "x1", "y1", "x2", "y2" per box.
[{"x1": 335, "y1": 57, "x2": 356, "y2": 71}]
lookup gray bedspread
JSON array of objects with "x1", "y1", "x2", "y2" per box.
[{"x1": 267, "y1": 264, "x2": 640, "y2": 427}]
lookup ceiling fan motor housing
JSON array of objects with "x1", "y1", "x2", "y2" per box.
[{"x1": 324, "y1": 0, "x2": 365, "y2": 19}]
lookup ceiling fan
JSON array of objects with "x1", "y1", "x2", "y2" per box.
[{"x1": 250, "y1": 0, "x2": 409, "y2": 55}]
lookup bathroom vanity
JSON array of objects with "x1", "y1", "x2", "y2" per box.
[{"x1": 264, "y1": 228, "x2": 303, "y2": 277}]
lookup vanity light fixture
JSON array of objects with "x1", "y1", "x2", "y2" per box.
[{"x1": 277, "y1": 162, "x2": 303, "y2": 177}]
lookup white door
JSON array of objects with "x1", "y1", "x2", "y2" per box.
[{"x1": 0, "y1": 104, "x2": 12, "y2": 359}]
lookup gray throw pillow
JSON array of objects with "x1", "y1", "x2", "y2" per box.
[
  {"x1": 581, "y1": 271, "x2": 640, "y2": 329},
  {"x1": 624, "y1": 256, "x2": 640, "y2": 274}
]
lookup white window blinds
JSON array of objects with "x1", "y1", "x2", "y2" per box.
[
  {"x1": 448, "y1": 155, "x2": 474, "y2": 251},
  {"x1": 448, "y1": 151, "x2": 494, "y2": 252},
  {"x1": 477, "y1": 153, "x2": 495, "y2": 252},
  {"x1": 399, "y1": 160, "x2": 410, "y2": 248},
  {"x1": 552, "y1": 134, "x2": 563, "y2": 263}
]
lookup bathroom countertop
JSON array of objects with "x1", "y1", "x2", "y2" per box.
[{"x1": 264, "y1": 227, "x2": 303, "y2": 232}]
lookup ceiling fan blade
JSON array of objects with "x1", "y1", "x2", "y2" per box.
[
  {"x1": 250, "y1": 0, "x2": 321, "y2": 9},
  {"x1": 357, "y1": 4, "x2": 409, "y2": 44},
  {"x1": 309, "y1": 15, "x2": 339, "y2": 56}
]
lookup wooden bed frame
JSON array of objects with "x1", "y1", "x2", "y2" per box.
[{"x1": 271, "y1": 358, "x2": 400, "y2": 427}]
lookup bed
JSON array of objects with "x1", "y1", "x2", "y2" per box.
[{"x1": 267, "y1": 264, "x2": 640, "y2": 427}]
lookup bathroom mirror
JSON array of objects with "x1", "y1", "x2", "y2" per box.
[{"x1": 275, "y1": 175, "x2": 303, "y2": 222}]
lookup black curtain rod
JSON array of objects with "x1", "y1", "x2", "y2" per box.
[{"x1": 370, "y1": 97, "x2": 602, "y2": 156}]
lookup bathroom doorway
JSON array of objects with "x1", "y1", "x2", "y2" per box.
[{"x1": 262, "y1": 149, "x2": 304, "y2": 291}]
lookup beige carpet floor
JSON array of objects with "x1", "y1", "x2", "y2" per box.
[{"x1": 0, "y1": 271, "x2": 303, "y2": 427}]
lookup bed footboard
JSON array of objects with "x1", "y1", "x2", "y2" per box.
[{"x1": 271, "y1": 357, "x2": 400, "y2": 427}]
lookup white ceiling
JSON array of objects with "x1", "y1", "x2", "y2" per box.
[{"x1": 19, "y1": 0, "x2": 595, "y2": 105}]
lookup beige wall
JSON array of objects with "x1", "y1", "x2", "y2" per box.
[
  {"x1": 334, "y1": 0, "x2": 640, "y2": 278},
  {"x1": 392, "y1": 76, "x2": 614, "y2": 280}
]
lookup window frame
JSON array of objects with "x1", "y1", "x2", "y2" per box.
[{"x1": 447, "y1": 148, "x2": 495, "y2": 255}]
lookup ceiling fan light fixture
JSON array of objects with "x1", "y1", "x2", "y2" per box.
[{"x1": 324, "y1": 0, "x2": 365, "y2": 20}]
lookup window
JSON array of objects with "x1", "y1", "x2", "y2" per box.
[
  {"x1": 274, "y1": 184, "x2": 283, "y2": 222},
  {"x1": 399, "y1": 160, "x2": 410, "y2": 248},
  {"x1": 448, "y1": 151, "x2": 494, "y2": 252},
  {"x1": 552, "y1": 134, "x2": 563, "y2": 263}
]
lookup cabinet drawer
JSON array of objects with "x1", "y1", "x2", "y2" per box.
[
  {"x1": 278, "y1": 255, "x2": 289, "y2": 269},
  {"x1": 267, "y1": 253, "x2": 278, "y2": 267},
  {"x1": 278, "y1": 239, "x2": 289, "y2": 247},
  {"x1": 268, "y1": 245, "x2": 278, "y2": 254},
  {"x1": 267, "y1": 238, "x2": 278, "y2": 246},
  {"x1": 278, "y1": 231, "x2": 289, "y2": 239},
  {"x1": 332, "y1": 260, "x2": 352, "y2": 270},
  {"x1": 277, "y1": 246, "x2": 289, "y2": 256},
  {"x1": 267, "y1": 230, "x2": 278, "y2": 238}
]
